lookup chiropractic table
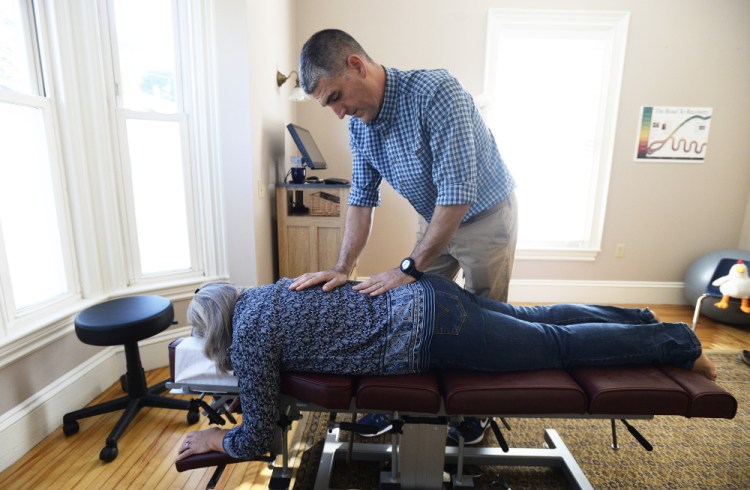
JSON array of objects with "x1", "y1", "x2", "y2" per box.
[{"x1": 168, "y1": 337, "x2": 737, "y2": 490}]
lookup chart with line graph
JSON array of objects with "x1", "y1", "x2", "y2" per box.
[{"x1": 636, "y1": 106, "x2": 713, "y2": 162}]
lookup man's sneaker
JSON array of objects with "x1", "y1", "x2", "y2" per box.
[
  {"x1": 447, "y1": 417, "x2": 490, "y2": 445},
  {"x1": 355, "y1": 413, "x2": 392, "y2": 437}
]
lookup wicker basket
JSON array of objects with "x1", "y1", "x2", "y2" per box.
[{"x1": 310, "y1": 191, "x2": 341, "y2": 216}]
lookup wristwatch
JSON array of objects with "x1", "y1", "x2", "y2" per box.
[{"x1": 399, "y1": 257, "x2": 424, "y2": 280}]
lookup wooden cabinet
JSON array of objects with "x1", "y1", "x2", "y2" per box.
[{"x1": 276, "y1": 183, "x2": 349, "y2": 279}]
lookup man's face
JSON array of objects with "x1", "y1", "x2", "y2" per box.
[{"x1": 312, "y1": 66, "x2": 380, "y2": 124}]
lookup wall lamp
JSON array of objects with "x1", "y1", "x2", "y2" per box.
[{"x1": 276, "y1": 70, "x2": 310, "y2": 102}]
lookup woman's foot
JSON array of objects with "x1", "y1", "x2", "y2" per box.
[
  {"x1": 645, "y1": 307, "x2": 660, "y2": 323},
  {"x1": 692, "y1": 352, "x2": 717, "y2": 381}
]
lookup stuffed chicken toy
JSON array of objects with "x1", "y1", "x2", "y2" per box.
[{"x1": 712, "y1": 260, "x2": 750, "y2": 314}]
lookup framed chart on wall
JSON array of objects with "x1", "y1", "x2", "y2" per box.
[{"x1": 635, "y1": 106, "x2": 713, "y2": 162}]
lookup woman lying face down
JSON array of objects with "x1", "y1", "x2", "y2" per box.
[{"x1": 175, "y1": 274, "x2": 716, "y2": 462}]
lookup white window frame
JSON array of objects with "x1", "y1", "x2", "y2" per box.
[
  {"x1": 0, "y1": 1, "x2": 80, "y2": 338},
  {"x1": 106, "y1": 0, "x2": 204, "y2": 285},
  {"x1": 484, "y1": 9, "x2": 630, "y2": 261}
]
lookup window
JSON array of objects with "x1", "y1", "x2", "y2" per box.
[
  {"x1": 484, "y1": 9, "x2": 629, "y2": 260},
  {"x1": 0, "y1": 0, "x2": 223, "y2": 344},
  {"x1": 108, "y1": 0, "x2": 196, "y2": 279},
  {"x1": 0, "y1": 0, "x2": 77, "y2": 321}
]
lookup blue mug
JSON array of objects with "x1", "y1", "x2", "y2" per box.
[{"x1": 291, "y1": 166, "x2": 306, "y2": 184}]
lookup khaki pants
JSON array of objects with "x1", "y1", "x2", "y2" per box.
[{"x1": 416, "y1": 193, "x2": 518, "y2": 302}]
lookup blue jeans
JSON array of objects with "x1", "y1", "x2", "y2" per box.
[{"x1": 425, "y1": 274, "x2": 701, "y2": 372}]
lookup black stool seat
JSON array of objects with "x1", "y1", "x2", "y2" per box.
[
  {"x1": 63, "y1": 295, "x2": 198, "y2": 462},
  {"x1": 75, "y1": 295, "x2": 174, "y2": 345}
]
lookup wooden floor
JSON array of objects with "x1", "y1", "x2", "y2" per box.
[{"x1": 0, "y1": 305, "x2": 748, "y2": 489}]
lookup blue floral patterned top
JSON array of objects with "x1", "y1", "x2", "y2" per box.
[{"x1": 222, "y1": 278, "x2": 434, "y2": 459}]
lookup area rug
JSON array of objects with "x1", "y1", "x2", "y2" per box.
[{"x1": 290, "y1": 352, "x2": 749, "y2": 489}]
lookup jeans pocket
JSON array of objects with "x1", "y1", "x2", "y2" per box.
[{"x1": 434, "y1": 290, "x2": 467, "y2": 335}]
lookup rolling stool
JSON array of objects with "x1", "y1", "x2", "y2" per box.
[{"x1": 62, "y1": 295, "x2": 199, "y2": 461}]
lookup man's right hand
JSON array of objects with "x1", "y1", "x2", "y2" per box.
[{"x1": 289, "y1": 269, "x2": 349, "y2": 292}]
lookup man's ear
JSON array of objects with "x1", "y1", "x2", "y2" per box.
[{"x1": 347, "y1": 54, "x2": 368, "y2": 78}]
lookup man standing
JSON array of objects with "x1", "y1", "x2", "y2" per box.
[{"x1": 289, "y1": 29, "x2": 517, "y2": 443}]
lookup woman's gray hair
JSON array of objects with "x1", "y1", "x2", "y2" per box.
[
  {"x1": 187, "y1": 282, "x2": 246, "y2": 374},
  {"x1": 299, "y1": 29, "x2": 373, "y2": 94}
]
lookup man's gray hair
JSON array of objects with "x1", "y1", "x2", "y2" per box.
[
  {"x1": 187, "y1": 282, "x2": 246, "y2": 374},
  {"x1": 299, "y1": 29, "x2": 373, "y2": 94}
]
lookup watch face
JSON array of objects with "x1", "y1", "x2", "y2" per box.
[{"x1": 401, "y1": 258, "x2": 411, "y2": 270}]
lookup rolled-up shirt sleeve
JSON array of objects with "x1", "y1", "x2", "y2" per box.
[{"x1": 347, "y1": 122, "x2": 383, "y2": 208}]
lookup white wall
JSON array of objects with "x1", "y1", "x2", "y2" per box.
[
  {"x1": 213, "y1": 0, "x2": 256, "y2": 286},
  {"x1": 740, "y1": 194, "x2": 750, "y2": 250},
  {"x1": 215, "y1": 0, "x2": 297, "y2": 286}
]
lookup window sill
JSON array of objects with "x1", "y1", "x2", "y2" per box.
[
  {"x1": 0, "y1": 276, "x2": 218, "y2": 369},
  {"x1": 516, "y1": 248, "x2": 601, "y2": 262}
]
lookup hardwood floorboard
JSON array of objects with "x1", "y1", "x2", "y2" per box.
[{"x1": 0, "y1": 304, "x2": 747, "y2": 489}]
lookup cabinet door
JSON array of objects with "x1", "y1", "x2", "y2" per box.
[
  {"x1": 276, "y1": 186, "x2": 348, "y2": 279},
  {"x1": 284, "y1": 225, "x2": 313, "y2": 278},
  {"x1": 315, "y1": 226, "x2": 342, "y2": 271},
  {"x1": 282, "y1": 223, "x2": 342, "y2": 278}
]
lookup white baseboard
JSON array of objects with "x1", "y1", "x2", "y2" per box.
[
  {"x1": 358, "y1": 275, "x2": 688, "y2": 305},
  {"x1": 508, "y1": 279, "x2": 687, "y2": 305},
  {"x1": 0, "y1": 326, "x2": 192, "y2": 473}
]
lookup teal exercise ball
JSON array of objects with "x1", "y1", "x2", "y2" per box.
[{"x1": 684, "y1": 249, "x2": 750, "y2": 326}]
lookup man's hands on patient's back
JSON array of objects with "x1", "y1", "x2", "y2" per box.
[
  {"x1": 289, "y1": 269, "x2": 349, "y2": 292},
  {"x1": 290, "y1": 267, "x2": 414, "y2": 296}
]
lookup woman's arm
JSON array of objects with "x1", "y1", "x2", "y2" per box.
[
  {"x1": 220, "y1": 325, "x2": 282, "y2": 459},
  {"x1": 173, "y1": 364, "x2": 280, "y2": 462},
  {"x1": 175, "y1": 306, "x2": 283, "y2": 462}
]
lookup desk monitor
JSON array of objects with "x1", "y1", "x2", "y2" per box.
[{"x1": 287, "y1": 123, "x2": 328, "y2": 170}]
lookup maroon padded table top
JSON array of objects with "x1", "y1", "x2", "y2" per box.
[
  {"x1": 172, "y1": 338, "x2": 737, "y2": 473},
  {"x1": 356, "y1": 373, "x2": 441, "y2": 413},
  {"x1": 278, "y1": 366, "x2": 736, "y2": 419},
  {"x1": 441, "y1": 369, "x2": 586, "y2": 415}
]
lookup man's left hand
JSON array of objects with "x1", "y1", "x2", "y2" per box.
[{"x1": 352, "y1": 268, "x2": 415, "y2": 296}]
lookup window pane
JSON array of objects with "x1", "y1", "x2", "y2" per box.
[
  {"x1": 489, "y1": 34, "x2": 607, "y2": 245},
  {"x1": 0, "y1": 102, "x2": 67, "y2": 309},
  {"x1": 112, "y1": 0, "x2": 177, "y2": 112},
  {"x1": 125, "y1": 118, "x2": 190, "y2": 274},
  {"x1": 0, "y1": 0, "x2": 36, "y2": 94}
]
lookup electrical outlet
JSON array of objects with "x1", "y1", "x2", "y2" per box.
[
  {"x1": 615, "y1": 244, "x2": 626, "y2": 258},
  {"x1": 258, "y1": 179, "x2": 264, "y2": 198}
]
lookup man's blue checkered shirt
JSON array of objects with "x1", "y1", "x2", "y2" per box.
[{"x1": 347, "y1": 66, "x2": 515, "y2": 222}]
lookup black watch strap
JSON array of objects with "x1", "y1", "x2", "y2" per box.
[{"x1": 400, "y1": 257, "x2": 424, "y2": 280}]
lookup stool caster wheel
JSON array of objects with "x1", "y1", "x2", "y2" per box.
[
  {"x1": 100, "y1": 445, "x2": 118, "y2": 462},
  {"x1": 187, "y1": 409, "x2": 200, "y2": 425},
  {"x1": 120, "y1": 374, "x2": 129, "y2": 393},
  {"x1": 63, "y1": 420, "x2": 79, "y2": 436}
]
